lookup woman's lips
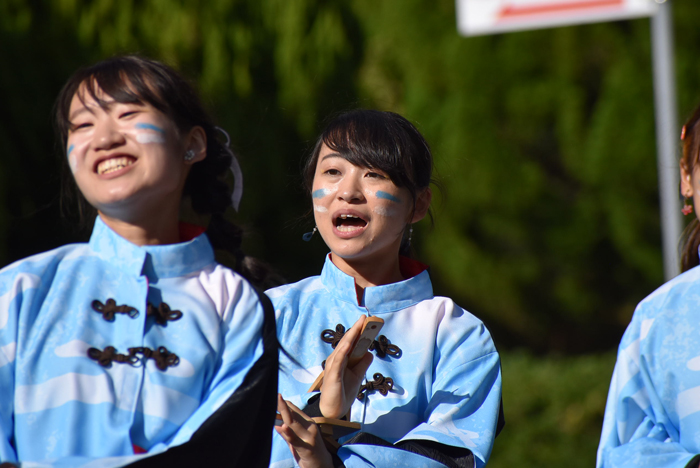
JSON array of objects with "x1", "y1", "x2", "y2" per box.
[
  {"x1": 95, "y1": 155, "x2": 136, "y2": 175},
  {"x1": 332, "y1": 211, "x2": 368, "y2": 237}
]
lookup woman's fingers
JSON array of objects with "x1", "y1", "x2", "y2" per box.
[
  {"x1": 277, "y1": 393, "x2": 294, "y2": 426},
  {"x1": 278, "y1": 394, "x2": 314, "y2": 433},
  {"x1": 333, "y1": 316, "x2": 366, "y2": 360},
  {"x1": 340, "y1": 315, "x2": 367, "y2": 352},
  {"x1": 278, "y1": 396, "x2": 317, "y2": 432},
  {"x1": 351, "y1": 351, "x2": 374, "y2": 377},
  {"x1": 274, "y1": 425, "x2": 303, "y2": 466},
  {"x1": 319, "y1": 315, "x2": 374, "y2": 418},
  {"x1": 275, "y1": 396, "x2": 333, "y2": 468},
  {"x1": 324, "y1": 315, "x2": 366, "y2": 377},
  {"x1": 286, "y1": 400, "x2": 313, "y2": 421}
]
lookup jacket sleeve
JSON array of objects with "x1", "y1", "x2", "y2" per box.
[
  {"x1": 0, "y1": 267, "x2": 43, "y2": 463},
  {"x1": 597, "y1": 307, "x2": 698, "y2": 468},
  {"x1": 157, "y1": 278, "x2": 266, "y2": 448}
]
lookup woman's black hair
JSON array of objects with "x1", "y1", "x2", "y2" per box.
[
  {"x1": 54, "y1": 55, "x2": 282, "y2": 288},
  {"x1": 304, "y1": 109, "x2": 434, "y2": 256}
]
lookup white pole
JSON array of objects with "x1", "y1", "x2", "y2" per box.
[{"x1": 651, "y1": 0, "x2": 681, "y2": 280}]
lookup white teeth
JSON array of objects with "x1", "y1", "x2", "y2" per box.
[
  {"x1": 336, "y1": 214, "x2": 365, "y2": 233},
  {"x1": 337, "y1": 225, "x2": 363, "y2": 232},
  {"x1": 97, "y1": 157, "x2": 134, "y2": 175}
]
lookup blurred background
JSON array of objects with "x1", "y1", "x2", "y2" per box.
[{"x1": 2, "y1": 0, "x2": 699, "y2": 465}]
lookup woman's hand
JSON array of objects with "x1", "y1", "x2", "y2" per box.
[
  {"x1": 319, "y1": 316, "x2": 374, "y2": 419},
  {"x1": 275, "y1": 394, "x2": 335, "y2": 468}
]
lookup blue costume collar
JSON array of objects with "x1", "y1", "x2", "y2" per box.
[
  {"x1": 89, "y1": 217, "x2": 215, "y2": 280},
  {"x1": 320, "y1": 254, "x2": 434, "y2": 314}
]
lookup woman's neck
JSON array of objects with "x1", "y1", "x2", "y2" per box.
[
  {"x1": 98, "y1": 209, "x2": 181, "y2": 246},
  {"x1": 330, "y1": 253, "x2": 404, "y2": 293}
]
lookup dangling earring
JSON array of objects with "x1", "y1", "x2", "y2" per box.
[
  {"x1": 682, "y1": 198, "x2": 694, "y2": 215},
  {"x1": 184, "y1": 150, "x2": 196, "y2": 162},
  {"x1": 302, "y1": 227, "x2": 317, "y2": 242},
  {"x1": 407, "y1": 225, "x2": 413, "y2": 247}
]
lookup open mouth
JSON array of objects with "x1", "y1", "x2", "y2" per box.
[
  {"x1": 96, "y1": 156, "x2": 136, "y2": 175},
  {"x1": 334, "y1": 214, "x2": 368, "y2": 233}
]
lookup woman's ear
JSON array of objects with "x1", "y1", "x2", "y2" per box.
[
  {"x1": 184, "y1": 126, "x2": 207, "y2": 165},
  {"x1": 411, "y1": 187, "x2": 432, "y2": 224},
  {"x1": 681, "y1": 163, "x2": 693, "y2": 198}
]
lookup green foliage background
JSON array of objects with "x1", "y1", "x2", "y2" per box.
[
  {"x1": 489, "y1": 350, "x2": 616, "y2": 468},
  {"x1": 1, "y1": 0, "x2": 699, "y2": 465}
]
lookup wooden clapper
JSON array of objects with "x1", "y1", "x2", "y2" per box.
[{"x1": 280, "y1": 316, "x2": 384, "y2": 451}]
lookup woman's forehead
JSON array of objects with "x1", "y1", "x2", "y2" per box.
[
  {"x1": 76, "y1": 76, "x2": 145, "y2": 105},
  {"x1": 316, "y1": 150, "x2": 373, "y2": 171},
  {"x1": 70, "y1": 80, "x2": 146, "y2": 116}
]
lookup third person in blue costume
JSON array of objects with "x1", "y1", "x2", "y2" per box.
[{"x1": 597, "y1": 103, "x2": 700, "y2": 468}]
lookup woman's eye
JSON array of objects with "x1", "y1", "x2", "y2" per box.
[
  {"x1": 120, "y1": 111, "x2": 139, "y2": 119},
  {"x1": 366, "y1": 171, "x2": 386, "y2": 179},
  {"x1": 324, "y1": 169, "x2": 341, "y2": 176},
  {"x1": 70, "y1": 122, "x2": 92, "y2": 131}
]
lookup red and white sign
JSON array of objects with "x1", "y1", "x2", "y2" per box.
[{"x1": 457, "y1": 0, "x2": 658, "y2": 36}]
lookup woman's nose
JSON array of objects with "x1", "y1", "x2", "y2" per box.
[
  {"x1": 337, "y1": 174, "x2": 364, "y2": 202},
  {"x1": 93, "y1": 120, "x2": 126, "y2": 151}
]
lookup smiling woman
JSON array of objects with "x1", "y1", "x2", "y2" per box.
[
  {"x1": 0, "y1": 56, "x2": 278, "y2": 467},
  {"x1": 65, "y1": 86, "x2": 191, "y2": 234}
]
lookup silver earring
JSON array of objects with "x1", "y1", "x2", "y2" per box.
[
  {"x1": 302, "y1": 227, "x2": 317, "y2": 242},
  {"x1": 407, "y1": 225, "x2": 413, "y2": 247},
  {"x1": 184, "y1": 150, "x2": 196, "y2": 162}
]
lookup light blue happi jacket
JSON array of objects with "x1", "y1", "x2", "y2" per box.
[
  {"x1": 598, "y1": 265, "x2": 700, "y2": 468},
  {"x1": 0, "y1": 217, "x2": 264, "y2": 467},
  {"x1": 268, "y1": 255, "x2": 502, "y2": 468}
]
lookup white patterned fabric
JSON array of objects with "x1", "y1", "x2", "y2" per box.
[
  {"x1": 598, "y1": 266, "x2": 700, "y2": 468},
  {"x1": 268, "y1": 255, "x2": 502, "y2": 468},
  {"x1": 0, "y1": 217, "x2": 265, "y2": 466}
]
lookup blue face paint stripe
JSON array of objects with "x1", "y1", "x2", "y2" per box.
[
  {"x1": 135, "y1": 123, "x2": 166, "y2": 133},
  {"x1": 312, "y1": 189, "x2": 330, "y2": 199},
  {"x1": 67, "y1": 144, "x2": 74, "y2": 157},
  {"x1": 376, "y1": 191, "x2": 401, "y2": 203}
]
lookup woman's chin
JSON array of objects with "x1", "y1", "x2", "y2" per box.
[{"x1": 92, "y1": 196, "x2": 155, "y2": 225}]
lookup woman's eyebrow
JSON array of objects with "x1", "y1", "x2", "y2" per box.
[
  {"x1": 69, "y1": 98, "x2": 126, "y2": 121},
  {"x1": 69, "y1": 106, "x2": 91, "y2": 121},
  {"x1": 320, "y1": 153, "x2": 343, "y2": 162}
]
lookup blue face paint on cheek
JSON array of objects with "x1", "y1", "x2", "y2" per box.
[
  {"x1": 312, "y1": 188, "x2": 331, "y2": 199},
  {"x1": 376, "y1": 191, "x2": 401, "y2": 203},
  {"x1": 134, "y1": 123, "x2": 166, "y2": 133},
  {"x1": 67, "y1": 144, "x2": 77, "y2": 173}
]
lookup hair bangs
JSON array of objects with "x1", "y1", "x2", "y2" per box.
[
  {"x1": 84, "y1": 63, "x2": 169, "y2": 116},
  {"x1": 320, "y1": 112, "x2": 412, "y2": 189}
]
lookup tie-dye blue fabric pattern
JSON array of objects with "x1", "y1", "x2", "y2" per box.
[
  {"x1": 597, "y1": 265, "x2": 700, "y2": 468},
  {"x1": 267, "y1": 255, "x2": 502, "y2": 468},
  {"x1": 0, "y1": 217, "x2": 265, "y2": 466}
]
